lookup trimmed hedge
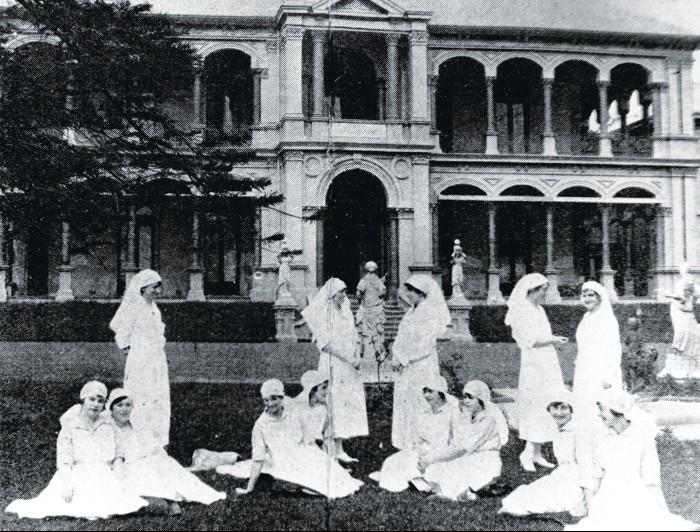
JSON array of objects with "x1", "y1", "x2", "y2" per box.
[
  {"x1": 0, "y1": 301, "x2": 677, "y2": 344},
  {"x1": 470, "y1": 303, "x2": 675, "y2": 344},
  {"x1": 0, "y1": 302, "x2": 275, "y2": 342}
]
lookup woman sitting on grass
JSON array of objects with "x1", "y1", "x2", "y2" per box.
[
  {"x1": 369, "y1": 374, "x2": 459, "y2": 492},
  {"x1": 5, "y1": 381, "x2": 147, "y2": 520},
  {"x1": 292, "y1": 370, "x2": 330, "y2": 448},
  {"x1": 565, "y1": 389, "x2": 700, "y2": 531},
  {"x1": 106, "y1": 388, "x2": 226, "y2": 514},
  {"x1": 217, "y1": 379, "x2": 363, "y2": 499},
  {"x1": 420, "y1": 380, "x2": 509, "y2": 502},
  {"x1": 500, "y1": 390, "x2": 595, "y2": 518}
]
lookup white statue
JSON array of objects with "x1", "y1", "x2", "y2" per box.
[
  {"x1": 277, "y1": 240, "x2": 294, "y2": 300},
  {"x1": 660, "y1": 262, "x2": 700, "y2": 379},
  {"x1": 451, "y1": 239, "x2": 467, "y2": 301}
]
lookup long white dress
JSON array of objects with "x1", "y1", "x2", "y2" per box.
[
  {"x1": 566, "y1": 419, "x2": 699, "y2": 531},
  {"x1": 573, "y1": 283, "x2": 623, "y2": 429},
  {"x1": 373, "y1": 399, "x2": 460, "y2": 492},
  {"x1": 116, "y1": 300, "x2": 170, "y2": 447},
  {"x1": 217, "y1": 409, "x2": 363, "y2": 499},
  {"x1": 115, "y1": 422, "x2": 226, "y2": 505},
  {"x1": 500, "y1": 419, "x2": 595, "y2": 516},
  {"x1": 423, "y1": 405, "x2": 507, "y2": 500},
  {"x1": 5, "y1": 416, "x2": 147, "y2": 519},
  {"x1": 510, "y1": 301, "x2": 564, "y2": 443},
  {"x1": 302, "y1": 279, "x2": 369, "y2": 440}
]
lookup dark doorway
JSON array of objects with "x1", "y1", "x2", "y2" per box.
[
  {"x1": 324, "y1": 171, "x2": 388, "y2": 291},
  {"x1": 326, "y1": 48, "x2": 378, "y2": 120},
  {"x1": 26, "y1": 231, "x2": 50, "y2": 296}
]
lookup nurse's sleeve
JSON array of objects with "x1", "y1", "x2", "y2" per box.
[
  {"x1": 510, "y1": 312, "x2": 549, "y2": 349},
  {"x1": 56, "y1": 426, "x2": 74, "y2": 468},
  {"x1": 251, "y1": 421, "x2": 267, "y2": 462},
  {"x1": 639, "y1": 435, "x2": 662, "y2": 487}
]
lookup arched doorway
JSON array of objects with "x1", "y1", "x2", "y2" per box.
[{"x1": 324, "y1": 170, "x2": 388, "y2": 291}]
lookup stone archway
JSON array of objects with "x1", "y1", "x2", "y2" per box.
[{"x1": 324, "y1": 170, "x2": 389, "y2": 291}]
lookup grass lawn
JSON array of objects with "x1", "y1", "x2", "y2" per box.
[{"x1": 2, "y1": 379, "x2": 699, "y2": 531}]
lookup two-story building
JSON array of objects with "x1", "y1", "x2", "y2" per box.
[{"x1": 3, "y1": 0, "x2": 700, "y2": 305}]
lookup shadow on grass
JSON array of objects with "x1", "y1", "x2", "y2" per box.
[{"x1": 1, "y1": 379, "x2": 698, "y2": 530}]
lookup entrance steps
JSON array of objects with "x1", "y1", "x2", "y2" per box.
[{"x1": 349, "y1": 297, "x2": 405, "y2": 343}]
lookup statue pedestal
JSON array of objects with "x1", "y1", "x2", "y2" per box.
[
  {"x1": 600, "y1": 268, "x2": 618, "y2": 302},
  {"x1": 0, "y1": 265, "x2": 8, "y2": 303},
  {"x1": 486, "y1": 268, "x2": 505, "y2": 305},
  {"x1": 187, "y1": 268, "x2": 206, "y2": 301},
  {"x1": 124, "y1": 265, "x2": 139, "y2": 289},
  {"x1": 274, "y1": 289, "x2": 298, "y2": 343},
  {"x1": 545, "y1": 268, "x2": 562, "y2": 304},
  {"x1": 55, "y1": 265, "x2": 75, "y2": 302},
  {"x1": 658, "y1": 351, "x2": 700, "y2": 380},
  {"x1": 447, "y1": 301, "x2": 474, "y2": 342}
]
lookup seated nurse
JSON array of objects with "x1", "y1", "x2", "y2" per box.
[
  {"x1": 5, "y1": 381, "x2": 147, "y2": 520},
  {"x1": 107, "y1": 388, "x2": 226, "y2": 513},
  {"x1": 500, "y1": 389, "x2": 596, "y2": 518},
  {"x1": 217, "y1": 379, "x2": 363, "y2": 499}
]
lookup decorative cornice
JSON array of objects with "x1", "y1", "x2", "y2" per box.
[
  {"x1": 281, "y1": 25, "x2": 304, "y2": 41},
  {"x1": 410, "y1": 30, "x2": 428, "y2": 45}
]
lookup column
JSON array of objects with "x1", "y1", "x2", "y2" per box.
[
  {"x1": 55, "y1": 221, "x2": 75, "y2": 302},
  {"x1": 0, "y1": 214, "x2": 7, "y2": 302},
  {"x1": 412, "y1": 156, "x2": 432, "y2": 271},
  {"x1": 386, "y1": 33, "x2": 400, "y2": 121},
  {"x1": 253, "y1": 69, "x2": 263, "y2": 125},
  {"x1": 187, "y1": 204, "x2": 205, "y2": 301},
  {"x1": 315, "y1": 208, "x2": 325, "y2": 287},
  {"x1": 222, "y1": 94, "x2": 233, "y2": 136},
  {"x1": 681, "y1": 60, "x2": 695, "y2": 135},
  {"x1": 311, "y1": 32, "x2": 325, "y2": 119},
  {"x1": 409, "y1": 30, "x2": 429, "y2": 123},
  {"x1": 429, "y1": 75, "x2": 439, "y2": 131},
  {"x1": 485, "y1": 76, "x2": 499, "y2": 155},
  {"x1": 598, "y1": 81, "x2": 612, "y2": 157},
  {"x1": 193, "y1": 61, "x2": 203, "y2": 129},
  {"x1": 486, "y1": 202, "x2": 504, "y2": 304},
  {"x1": 282, "y1": 26, "x2": 304, "y2": 118},
  {"x1": 651, "y1": 83, "x2": 664, "y2": 136},
  {"x1": 302, "y1": 206, "x2": 318, "y2": 298},
  {"x1": 542, "y1": 78, "x2": 557, "y2": 156},
  {"x1": 387, "y1": 210, "x2": 400, "y2": 299},
  {"x1": 397, "y1": 208, "x2": 414, "y2": 286},
  {"x1": 654, "y1": 205, "x2": 674, "y2": 300},
  {"x1": 599, "y1": 205, "x2": 618, "y2": 301},
  {"x1": 377, "y1": 79, "x2": 386, "y2": 121},
  {"x1": 124, "y1": 203, "x2": 138, "y2": 286},
  {"x1": 545, "y1": 204, "x2": 562, "y2": 303},
  {"x1": 430, "y1": 202, "x2": 440, "y2": 268}
]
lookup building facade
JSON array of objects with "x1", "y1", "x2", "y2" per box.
[{"x1": 2, "y1": 0, "x2": 700, "y2": 304}]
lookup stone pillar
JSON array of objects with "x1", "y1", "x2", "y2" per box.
[
  {"x1": 124, "y1": 203, "x2": 138, "y2": 286},
  {"x1": 487, "y1": 202, "x2": 504, "y2": 304},
  {"x1": 447, "y1": 300, "x2": 474, "y2": 342},
  {"x1": 283, "y1": 151, "x2": 304, "y2": 253},
  {"x1": 253, "y1": 68, "x2": 264, "y2": 125},
  {"x1": 651, "y1": 82, "x2": 664, "y2": 136},
  {"x1": 311, "y1": 32, "x2": 326, "y2": 119},
  {"x1": 386, "y1": 33, "x2": 400, "y2": 121},
  {"x1": 377, "y1": 78, "x2": 386, "y2": 120},
  {"x1": 485, "y1": 76, "x2": 499, "y2": 155},
  {"x1": 598, "y1": 81, "x2": 612, "y2": 157},
  {"x1": 187, "y1": 206, "x2": 205, "y2": 301},
  {"x1": 409, "y1": 30, "x2": 429, "y2": 123},
  {"x1": 0, "y1": 214, "x2": 7, "y2": 302},
  {"x1": 193, "y1": 61, "x2": 203, "y2": 129},
  {"x1": 600, "y1": 205, "x2": 618, "y2": 301},
  {"x1": 429, "y1": 75, "x2": 438, "y2": 130},
  {"x1": 274, "y1": 298, "x2": 298, "y2": 343},
  {"x1": 282, "y1": 26, "x2": 304, "y2": 118},
  {"x1": 430, "y1": 202, "x2": 440, "y2": 269},
  {"x1": 412, "y1": 156, "x2": 432, "y2": 270},
  {"x1": 222, "y1": 94, "x2": 234, "y2": 136},
  {"x1": 545, "y1": 204, "x2": 562, "y2": 303},
  {"x1": 542, "y1": 78, "x2": 557, "y2": 156},
  {"x1": 388, "y1": 210, "x2": 400, "y2": 299},
  {"x1": 397, "y1": 208, "x2": 414, "y2": 286},
  {"x1": 56, "y1": 222, "x2": 75, "y2": 302}
]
